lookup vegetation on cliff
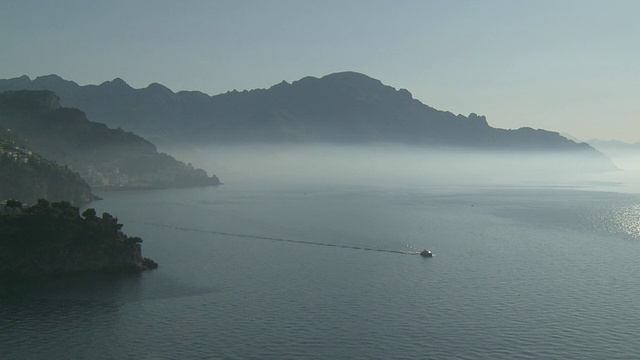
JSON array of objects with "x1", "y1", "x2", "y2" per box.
[
  {"x1": 0, "y1": 90, "x2": 221, "y2": 189},
  {"x1": 0, "y1": 199, "x2": 157, "y2": 278},
  {"x1": 0, "y1": 126, "x2": 97, "y2": 204}
]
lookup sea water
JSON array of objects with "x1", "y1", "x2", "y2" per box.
[{"x1": 2, "y1": 182, "x2": 640, "y2": 359}]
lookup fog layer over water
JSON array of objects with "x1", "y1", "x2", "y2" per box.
[
  {"x1": 5, "y1": 145, "x2": 640, "y2": 359},
  {"x1": 168, "y1": 144, "x2": 630, "y2": 191}
]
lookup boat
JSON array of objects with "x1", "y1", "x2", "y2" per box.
[{"x1": 420, "y1": 250, "x2": 433, "y2": 257}]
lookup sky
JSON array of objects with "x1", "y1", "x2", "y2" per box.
[{"x1": 1, "y1": 0, "x2": 639, "y2": 142}]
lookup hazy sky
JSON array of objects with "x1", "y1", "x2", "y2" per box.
[{"x1": 2, "y1": 0, "x2": 639, "y2": 142}]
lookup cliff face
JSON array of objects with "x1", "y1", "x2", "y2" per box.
[
  {"x1": 0, "y1": 239, "x2": 155, "y2": 277},
  {"x1": 0, "y1": 90, "x2": 221, "y2": 188},
  {"x1": 0, "y1": 200, "x2": 157, "y2": 278}
]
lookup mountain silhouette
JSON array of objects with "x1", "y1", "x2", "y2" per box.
[{"x1": 0, "y1": 72, "x2": 610, "y2": 158}]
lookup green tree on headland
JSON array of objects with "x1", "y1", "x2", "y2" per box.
[
  {"x1": 5, "y1": 199, "x2": 22, "y2": 209},
  {"x1": 0, "y1": 199, "x2": 156, "y2": 277}
]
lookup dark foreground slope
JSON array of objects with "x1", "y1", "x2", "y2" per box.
[
  {"x1": 0, "y1": 90, "x2": 221, "y2": 188},
  {"x1": 0, "y1": 126, "x2": 97, "y2": 204},
  {"x1": 0, "y1": 199, "x2": 157, "y2": 278}
]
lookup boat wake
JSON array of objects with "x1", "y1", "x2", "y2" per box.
[{"x1": 141, "y1": 222, "x2": 422, "y2": 256}]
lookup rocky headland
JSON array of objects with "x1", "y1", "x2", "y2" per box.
[{"x1": 0, "y1": 199, "x2": 157, "y2": 279}]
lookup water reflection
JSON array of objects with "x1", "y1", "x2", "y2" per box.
[
  {"x1": 1, "y1": 270, "x2": 217, "y2": 306},
  {"x1": 601, "y1": 202, "x2": 640, "y2": 240},
  {"x1": 0, "y1": 271, "x2": 143, "y2": 303}
]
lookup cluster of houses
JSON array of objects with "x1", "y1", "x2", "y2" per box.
[
  {"x1": 1, "y1": 140, "x2": 35, "y2": 212},
  {"x1": 0, "y1": 144, "x2": 32, "y2": 164}
]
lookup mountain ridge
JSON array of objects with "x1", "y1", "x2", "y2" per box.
[{"x1": 0, "y1": 72, "x2": 612, "y2": 165}]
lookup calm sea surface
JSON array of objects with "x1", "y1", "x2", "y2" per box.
[{"x1": 2, "y1": 182, "x2": 640, "y2": 359}]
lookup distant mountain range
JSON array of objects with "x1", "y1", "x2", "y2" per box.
[
  {"x1": 0, "y1": 90, "x2": 220, "y2": 192},
  {"x1": 0, "y1": 72, "x2": 614, "y2": 170},
  {"x1": 587, "y1": 139, "x2": 640, "y2": 158}
]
